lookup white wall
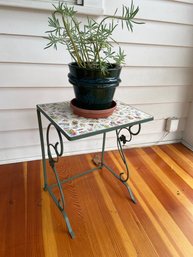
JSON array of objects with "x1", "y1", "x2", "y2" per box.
[{"x1": 0, "y1": 0, "x2": 193, "y2": 164}]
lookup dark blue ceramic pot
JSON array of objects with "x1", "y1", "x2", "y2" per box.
[{"x1": 68, "y1": 62, "x2": 121, "y2": 110}]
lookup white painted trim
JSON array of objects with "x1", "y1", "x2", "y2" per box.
[
  {"x1": 0, "y1": 0, "x2": 104, "y2": 15},
  {"x1": 181, "y1": 139, "x2": 193, "y2": 152},
  {"x1": 167, "y1": 0, "x2": 193, "y2": 4}
]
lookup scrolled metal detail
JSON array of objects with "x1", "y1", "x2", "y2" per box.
[
  {"x1": 116, "y1": 124, "x2": 141, "y2": 182},
  {"x1": 46, "y1": 123, "x2": 64, "y2": 168},
  {"x1": 46, "y1": 123, "x2": 65, "y2": 210},
  {"x1": 118, "y1": 124, "x2": 141, "y2": 145}
]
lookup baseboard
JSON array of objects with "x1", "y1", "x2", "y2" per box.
[{"x1": 181, "y1": 140, "x2": 193, "y2": 152}]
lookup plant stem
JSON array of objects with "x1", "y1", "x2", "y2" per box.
[{"x1": 55, "y1": 10, "x2": 83, "y2": 66}]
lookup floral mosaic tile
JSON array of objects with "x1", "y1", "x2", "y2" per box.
[{"x1": 38, "y1": 101, "x2": 153, "y2": 139}]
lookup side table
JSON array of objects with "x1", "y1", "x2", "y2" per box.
[{"x1": 36, "y1": 101, "x2": 153, "y2": 238}]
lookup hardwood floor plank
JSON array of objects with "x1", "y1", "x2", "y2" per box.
[
  {"x1": 160, "y1": 144, "x2": 193, "y2": 178},
  {"x1": 86, "y1": 154, "x2": 138, "y2": 257},
  {"x1": 100, "y1": 151, "x2": 161, "y2": 257},
  {"x1": 0, "y1": 144, "x2": 193, "y2": 257},
  {"x1": 129, "y1": 148, "x2": 193, "y2": 247},
  {"x1": 44, "y1": 157, "x2": 98, "y2": 257},
  {"x1": 26, "y1": 161, "x2": 45, "y2": 257},
  {"x1": 137, "y1": 147, "x2": 193, "y2": 217},
  {"x1": 0, "y1": 163, "x2": 27, "y2": 257},
  {"x1": 134, "y1": 147, "x2": 193, "y2": 257},
  {"x1": 109, "y1": 150, "x2": 182, "y2": 257},
  {"x1": 40, "y1": 164, "x2": 59, "y2": 257},
  {"x1": 151, "y1": 145, "x2": 193, "y2": 193},
  {"x1": 67, "y1": 154, "x2": 131, "y2": 257},
  {"x1": 173, "y1": 143, "x2": 193, "y2": 163}
]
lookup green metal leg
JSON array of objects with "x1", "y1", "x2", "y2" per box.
[
  {"x1": 102, "y1": 163, "x2": 136, "y2": 204},
  {"x1": 37, "y1": 109, "x2": 48, "y2": 190},
  {"x1": 62, "y1": 211, "x2": 75, "y2": 239},
  {"x1": 99, "y1": 132, "x2": 136, "y2": 203},
  {"x1": 92, "y1": 132, "x2": 106, "y2": 167},
  {"x1": 123, "y1": 181, "x2": 136, "y2": 204},
  {"x1": 101, "y1": 132, "x2": 106, "y2": 165},
  {"x1": 46, "y1": 184, "x2": 75, "y2": 238},
  {"x1": 37, "y1": 112, "x2": 75, "y2": 238},
  {"x1": 46, "y1": 168, "x2": 75, "y2": 239}
]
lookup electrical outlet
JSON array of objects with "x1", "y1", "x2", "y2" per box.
[{"x1": 165, "y1": 118, "x2": 179, "y2": 132}]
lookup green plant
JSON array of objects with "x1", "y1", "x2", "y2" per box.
[{"x1": 45, "y1": 1, "x2": 141, "y2": 73}]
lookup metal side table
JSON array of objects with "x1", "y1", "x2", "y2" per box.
[{"x1": 36, "y1": 101, "x2": 153, "y2": 238}]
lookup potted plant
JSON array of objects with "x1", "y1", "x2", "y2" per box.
[{"x1": 45, "y1": 1, "x2": 141, "y2": 112}]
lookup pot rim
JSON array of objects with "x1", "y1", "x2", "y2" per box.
[{"x1": 68, "y1": 62, "x2": 121, "y2": 71}]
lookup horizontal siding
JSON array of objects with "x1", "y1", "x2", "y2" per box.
[
  {"x1": 1, "y1": 35, "x2": 193, "y2": 67},
  {"x1": 1, "y1": 18, "x2": 193, "y2": 48},
  {"x1": 105, "y1": 0, "x2": 193, "y2": 25},
  {"x1": 113, "y1": 22, "x2": 193, "y2": 48},
  {"x1": 0, "y1": 0, "x2": 193, "y2": 164},
  {"x1": 0, "y1": 64, "x2": 192, "y2": 87},
  {"x1": 0, "y1": 102, "x2": 189, "y2": 132},
  {"x1": 115, "y1": 85, "x2": 192, "y2": 104},
  {"x1": 0, "y1": 88, "x2": 74, "y2": 109},
  {"x1": 1, "y1": 2, "x2": 193, "y2": 37},
  {"x1": 0, "y1": 86, "x2": 191, "y2": 109}
]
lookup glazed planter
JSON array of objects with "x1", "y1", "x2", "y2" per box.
[{"x1": 68, "y1": 62, "x2": 121, "y2": 110}]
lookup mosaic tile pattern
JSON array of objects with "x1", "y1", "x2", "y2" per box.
[{"x1": 38, "y1": 101, "x2": 153, "y2": 139}]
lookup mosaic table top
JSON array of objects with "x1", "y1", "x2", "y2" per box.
[{"x1": 37, "y1": 101, "x2": 153, "y2": 140}]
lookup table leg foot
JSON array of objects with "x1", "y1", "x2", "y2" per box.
[
  {"x1": 92, "y1": 154, "x2": 102, "y2": 167},
  {"x1": 123, "y1": 181, "x2": 136, "y2": 204},
  {"x1": 43, "y1": 184, "x2": 48, "y2": 191},
  {"x1": 70, "y1": 231, "x2": 75, "y2": 239},
  {"x1": 62, "y1": 210, "x2": 75, "y2": 239},
  {"x1": 103, "y1": 163, "x2": 136, "y2": 203}
]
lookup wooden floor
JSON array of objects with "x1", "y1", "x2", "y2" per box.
[{"x1": 0, "y1": 143, "x2": 193, "y2": 257}]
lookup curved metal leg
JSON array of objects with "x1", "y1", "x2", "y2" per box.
[
  {"x1": 116, "y1": 130, "x2": 130, "y2": 183},
  {"x1": 91, "y1": 129, "x2": 140, "y2": 203},
  {"x1": 115, "y1": 124, "x2": 141, "y2": 203},
  {"x1": 102, "y1": 125, "x2": 141, "y2": 203},
  {"x1": 61, "y1": 211, "x2": 75, "y2": 239},
  {"x1": 46, "y1": 123, "x2": 75, "y2": 238}
]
